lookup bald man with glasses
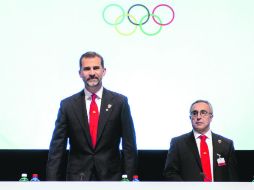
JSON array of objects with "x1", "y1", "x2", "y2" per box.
[{"x1": 163, "y1": 100, "x2": 239, "y2": 181}]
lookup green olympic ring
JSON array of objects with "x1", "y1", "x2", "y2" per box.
[{"x1": 139, "y1": 14, "x2": 162, "y2": 36}]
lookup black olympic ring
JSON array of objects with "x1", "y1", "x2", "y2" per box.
[{"x1": 127, "y1": 4, "x2": 150, "y2": 26}]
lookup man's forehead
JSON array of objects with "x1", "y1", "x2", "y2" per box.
[
  {"x1": 81, "y1": 57, "x2": 101, "y2": 66},
  {"x1": 82, "y1": 56, "x2": 101, "y2": 62},
  {"x1": 191, "y1": 102, "x2": 210, "y2": 110}
]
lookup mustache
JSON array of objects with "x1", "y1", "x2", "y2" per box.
[{"x1": 87, "y1": 75, "x2": 99, "y2": 81}]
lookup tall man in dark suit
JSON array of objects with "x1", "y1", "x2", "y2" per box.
[
  {"x1": 163, "y1": 100, "x2": 238, "y2": 181},
  {"x1": 46, "y1": 51, "x2": 138, "y2": 181}
]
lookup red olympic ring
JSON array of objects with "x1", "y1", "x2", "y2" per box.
[{"x1": 152, "y1": 4, "x2": 175, "y2": 26}]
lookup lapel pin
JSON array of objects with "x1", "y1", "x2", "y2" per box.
[
  {"x1": 218, "y1": 139, "x2": 222, "y2": 144},
  {"x1": 106, "y1": 104, "x2": 112, "y2": 112}
]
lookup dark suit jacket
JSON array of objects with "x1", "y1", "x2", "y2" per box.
[
  {"x1": 163, "y1": 131, "x2": 238, "y2": 181},
  {"x1": 46, "y1": 88, "x2": 138, "y2": 181}
]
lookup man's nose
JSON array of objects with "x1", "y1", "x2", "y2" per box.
[
  {"x1": 197, "y1": 113, "x2": 202, "y2": 119},
  {"x1": 89, "y1": 69, "x2": 95, "y2": 75}
]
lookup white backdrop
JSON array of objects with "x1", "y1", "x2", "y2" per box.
[{"x1": 0, "y1": 0, "x2": 254, "y2": 149}]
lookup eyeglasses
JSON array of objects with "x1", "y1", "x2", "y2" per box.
[{"x1": 190, "y1": 110, "x2": 212, "y2": 118}]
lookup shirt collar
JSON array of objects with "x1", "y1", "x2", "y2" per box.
[
  {"x1": 193, "y1": 129, "x2": 212, "y2": 140},
  {"x1": 84, "y1": 86, "x2": 103, "y2": 100}
]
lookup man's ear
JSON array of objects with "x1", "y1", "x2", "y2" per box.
[{"x1": 103, "y1": 68, "x2": 106, "y2": 76}]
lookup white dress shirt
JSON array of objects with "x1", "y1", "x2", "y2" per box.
[{"x1": 84, "y1": 87, "x2": 103, "y2": 122}]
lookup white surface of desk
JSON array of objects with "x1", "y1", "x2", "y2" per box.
[{"x1": 0, "y1": 182, "x2": 253, "y2": 190}]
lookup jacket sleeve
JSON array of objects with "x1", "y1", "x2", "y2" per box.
[
  {"x1": 46, "y1": 101, "x2": 68, "y2": 181},
  {"x1": 163, "y1": 137, "x2": 183, "y2": 181},
  {"x1": 121, "y1": 97, "x2": 138, "y2": 180},
  {"x1": 227, "y1": 140, "x2": 239, "y2": 181}
]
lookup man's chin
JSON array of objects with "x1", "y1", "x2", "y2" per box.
[
  {"x1": 86, "y1": 81, "x2": 100, "y2": 87},
  {"x1": 194, "y1": 126, "x2": 209, "y2": 133}
]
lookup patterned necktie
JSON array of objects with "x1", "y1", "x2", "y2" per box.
[
  {"x1": 200, "y1": 135, "x2": 212, "y2": 182},
  {"x1": 89, "y1": 94, "x2": 99, "y2": 148}
]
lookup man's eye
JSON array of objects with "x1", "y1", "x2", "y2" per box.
[
  {"x1": 93, "y1": 66, "x2": 100, "y2": 70},
  {"x1": 192, "y1": 111, "x2": 198, "y2": 115},
  {"x1": 83, "y1": 67, "x2": 90, "y2": 71},
  {"x1": 201, "y1": 110, "x2": 208, "y2": 114}
]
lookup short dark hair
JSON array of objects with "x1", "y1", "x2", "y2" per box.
[
  {"x1": 189, "y1": 99, "x2": 213, "y2": 114},
  {"x1": 79, "y1": 51, "x2": 104, "y2": 70}
]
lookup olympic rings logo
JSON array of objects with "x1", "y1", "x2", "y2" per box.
[{"x1": 102, "y1": 3, "x2": 175, "y2": 36}]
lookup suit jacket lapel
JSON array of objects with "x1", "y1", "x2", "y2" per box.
[
  {"x1": 72, "y1": 90, "x2": 92, "y2": 146},
  {"x1": 186, "y1": 131, "x2": 203, "y2": 170},
  {"x1": 96, "y1": 88, "x2": 113, "y2": 145},
  {"x1": 212, "y1": 133, "x2": 220, "y2": 175}
]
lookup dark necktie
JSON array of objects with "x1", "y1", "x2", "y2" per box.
[
  {"x1": 200, "y1": 135, "x2": 212, "y2": 182},
  {"x1": 89, "y1": 94, "x2": 99, "y2": 148}
]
